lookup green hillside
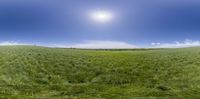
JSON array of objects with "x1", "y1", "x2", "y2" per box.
[{"x1": 0, "y1": 46, "x2": 200, "y2": 99}]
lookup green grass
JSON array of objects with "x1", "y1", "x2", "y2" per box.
[{"x1": 0, "y1": 46, "x2": 200, "y2": 99}]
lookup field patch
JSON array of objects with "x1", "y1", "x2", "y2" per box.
[{"x1": 0, "y1": 46, "x2": 200, "y2": 98}]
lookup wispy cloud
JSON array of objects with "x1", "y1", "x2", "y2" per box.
[
  {"x1": 51, "y1": 40, "x2": 137, "y2": 49},
  {"x1": 151, "y1": 39, "x2": 200, "y2": 48},
  {"x1": 0, "y1": 40, "x2": 137, "y2": 49},
  {"x1": 4, "y1": 39, "x2": 200, "y2": 49},
  {"x1": 0, "y1": 41, "x2": 31, "y2": 46},
  {"x1": 2, "y1": 40, "x2": 199, "y2": 49}
]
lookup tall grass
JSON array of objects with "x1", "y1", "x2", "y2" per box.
[{"x1": 0, "y1": 46, "x2": 200, "y2": 98}]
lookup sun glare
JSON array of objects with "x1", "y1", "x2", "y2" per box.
[{"x1": 90, "y1": 10, "x2": 113, "y2": 23}]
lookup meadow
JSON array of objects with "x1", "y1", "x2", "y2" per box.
[{"x1": 0, "y1": 46, "x2": 200, "y2": 99}]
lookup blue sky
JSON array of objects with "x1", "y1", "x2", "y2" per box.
[{"x1": 0, "y1": 0, "x2": 200, "y2": 48}]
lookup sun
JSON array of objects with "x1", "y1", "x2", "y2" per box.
[{"x1": 90, "y1": 10, "x2": 113, "y2": 23}]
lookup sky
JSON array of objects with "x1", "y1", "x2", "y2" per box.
[{"x1": 0, "y1": 0, "x2": 200, "y2": 48}]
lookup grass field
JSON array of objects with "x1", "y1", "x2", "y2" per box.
[{"x1": 0, "y1": 46, "x2": 200, "y2": 99}]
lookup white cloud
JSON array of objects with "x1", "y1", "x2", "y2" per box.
[
  {"x1": 151, "y1": 42, "x2": 161, "y2": 46},
  {"x1": 52, "y1": 40, "x2": 137, "y2": 49},
  {"x1": 0, "y1": 40, "x2": 137, "y2": 49},
  {"x1": 0, "y1": 41, "x2": 31, "y2": 46},
  {"x1": 1, "y1": 40, "x2": 200, "y2": 49},
  {"x1": 151, "y1": 39, "x2": 200, "y2": 48}
]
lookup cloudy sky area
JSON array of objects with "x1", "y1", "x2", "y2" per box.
[{"x1": 0, "y1": 0, "x2": 200, "y2": 48}]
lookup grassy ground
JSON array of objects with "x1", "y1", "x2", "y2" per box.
[{"x1": 0, "y1": 46, "x2": 200, "y2": 99}]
